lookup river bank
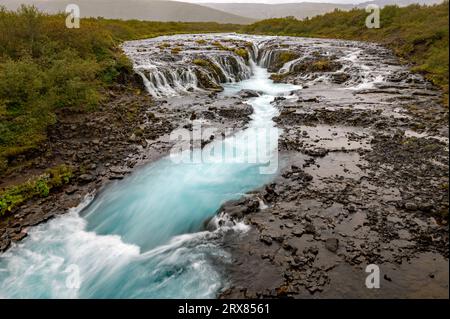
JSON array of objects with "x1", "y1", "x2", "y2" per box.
[
  {"x1": 0, "y1": 73, "x2": 254, "y2": 253},
  {"x1": 0, "y1": 34, "x2": 280, "y2": 297},
  {"x1": 218, "y1": 36, "x2": 449, "y2": 298},
  {"x1": 0, "y1": 33, "x2": 448, "y2": 298}
]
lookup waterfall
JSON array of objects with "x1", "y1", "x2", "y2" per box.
[
  {"x1": 210, "y1": 54, "x2": 252, "y2": 82},
  {"x1": 124, "y1": 36, "x2": 254, "y2": 98},
  {"x1": 134, "y1": 54, "x2": 251, "y2": 97},
  {"x1": 0, "y1": 54, "x2": 300, "y2": 299},
  {"x1": 258, "y1": 47, "x2": 277, "y2": 68},
  {"x1": 135, "y1": 65, "x2": 199, "y2": 98},
  {"x1": 279, "y1": 57, "x2": 303, "y2": 74}
]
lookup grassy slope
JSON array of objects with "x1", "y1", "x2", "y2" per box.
[
  {"x1": 0, "y1": 6, "x2": 241, "y2": 174},
  {"x1": 0, "y1": 6, "x2": 241, "y2": 215},
  {"x1": 243, "y1": 2, "x2": 449, "y2": 104}
]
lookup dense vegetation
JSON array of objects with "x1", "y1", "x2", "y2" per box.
[
  {"x1": 0, "y1": 164, "x2": 72, "y2": 215},
  {"x1": 0, "y1": 5, "x2": 240, "y2": 215},
  {"x1": 0, "y1": 5, "x2": 240, "y2": 174},
  {"x1": 244, "y1": 2, "x2": 449, "y2": 104}
]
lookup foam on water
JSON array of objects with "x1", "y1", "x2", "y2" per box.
[
  {"x1": 1, "y1": 33, "x2": 404, "y2": 298},
  {"x1": 0, "y1": 47, "x2": 300, "y2": 298}
]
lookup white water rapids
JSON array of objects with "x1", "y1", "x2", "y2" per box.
[
  {"x1": 0, "y1": 38, "x2": 300, "y2": 298},
  {"x1": 0, "y1": 33, "x2": 407, "y2": 298}
]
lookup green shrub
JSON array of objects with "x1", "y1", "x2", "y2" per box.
[
  {"x1": 0, "y1": 58, "x2": 45, "y2": 113},
  {"x1": 0, "y1": 165, "x2": 73, "y2": 216},
  {"x1": 35, "y1": 179, "x2": 50, "y2": 197},
  {"x1": 0, "y1": 5, "x2": 242, "y2": 174}
]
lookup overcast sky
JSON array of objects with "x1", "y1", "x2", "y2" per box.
[{"x1": 180, "y1": 0, "x2": 367, "y2": 4}]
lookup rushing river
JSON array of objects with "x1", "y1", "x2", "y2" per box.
[{"x1": 0, "y1": 43, "x2": 300, "y2": 298}]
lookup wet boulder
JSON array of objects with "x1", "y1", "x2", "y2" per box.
[
  {"x1": 291, "y1": 58, "x2": 342, "y2": 74},
  {"x1": 238, "y1": 89, "x2": 263, "y2": 98},
  {"x1": 218, "y1": 197, "x2": 260, "y2": 219},
  {"x1": 78, "y1": 174, "x2": 94, "y2": 183},
  {"x1": 331, "y1": 72, "x2": 351, "y2": 84},
  {"x1": 325, "y1": 238, "x2": 339, "y2": 253}
]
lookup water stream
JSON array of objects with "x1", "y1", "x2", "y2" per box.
[{"x1": 0, "y1": 53, "x2": 299, "y2": 298}]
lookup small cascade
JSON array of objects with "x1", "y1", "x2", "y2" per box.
[
  {"x1": 136, "y1": 65, "x2": 198, "y2": 98},
  {"x1": 123, "y1": 35, "x2": 254, "y2": 98},
  {"x1": 279, "y1": 56, "x2": 304, "y2": 74},
  {"x1": 257, "y1": 45, "x2": 303, "y2": 73},
  {"x1": 249, "y1": 42, "x2": 259, "y2": 62},
  {"x1": 338, "y1": 48, "x2": 387, "y2": 89},
  {"x1": 208, "y1": 54, "x2": 251, "y2": 83},
  {"x1": 258, "y1": 47, "x2": 278, "y2": 69}
]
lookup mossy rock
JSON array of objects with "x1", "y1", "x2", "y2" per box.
[
  {"x1": 0, "y1": 164, "x2": 73, "y2": 216},
  {"x1": 234, "y1": 48, "x2": 250, "y2": 61},
  {"x1": 193, "y1": 58, "x2": 227, "y2": 83},
  {"x1": 194, "y1": 69, "x2": 223, "y2": 92},
  {"x1": 270, "y1": 51, "x2": 300, "y2": 72},
  {"x1": 292, "y1": 58, "x2": 342, "y2": 73},
  {"x1": 270, "y1": 73, "x2": 290, "y2": 83},
  {"x1": 171, "y1": 47, "x2": 182, "y2": 55}
]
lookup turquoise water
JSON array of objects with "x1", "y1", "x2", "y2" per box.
[{"x1": 0, "y1": 63, "x2": 299, "y2": 298}]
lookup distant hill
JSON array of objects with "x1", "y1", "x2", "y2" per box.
[
  {"x1": 200, "y1": 2, "x2": 353, "y2": 20},
  {"x1": 357, "y1": 0, "x2": 443, "y2": 7},
  {"x1": 200, "y1": 0, "x2": 444, "y2": 20},
  {"x1": 1, "y1": 1, "x2": 444, "y2": 24},
  {"x1": 0, "y1": 0, "x2": 255, "y2": 24}
]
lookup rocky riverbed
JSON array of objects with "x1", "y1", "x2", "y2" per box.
[
  {"x1": 0, "y1": 72, "x2": 254, "y2": 253},
  {"x1": 0, "y1": 34, "x2": 448, "y2": 298},
  {"x1": 218, "y1": 36, "x2": 449, "y2": 298}
]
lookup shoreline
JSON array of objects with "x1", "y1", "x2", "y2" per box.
[
  {"x1": 219, "y1": 38, "x2": 449, "y2": 298},
  {"x1": 1, "y1": 34, "x2": 448, "y2": 299},
  {"x1": 0, "y1": 78, "x2": 255, "y2": 253}
]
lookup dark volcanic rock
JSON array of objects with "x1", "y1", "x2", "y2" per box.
[
  {"x1": 220, "y1": 36, "x2": 449, "y2": 300},
  {"x1": 238, "y1": 89, "x2": 262, "y2": 98},
  {"x1": 331, "y1": 72, "x2": 351, "y2": 84},
  {"x1": 325, "y1": 238, "x2": 339, "y2": 253},
  {"x1": 78, "y1": 174, "x2": 95, "y2": 183}
]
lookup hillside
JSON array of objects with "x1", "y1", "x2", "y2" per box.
[
  {"x1": 200, "y1": 2, "x2": 353, "y2": 20},
  {"x1": 0, "y1": 5, "x2": 242, "y2": 181},
  {"x1": 198, "y1": 1, "x2": 444, "y2": 20},
  {"x1": 1, "y1": 0, "x2": 254, "y2": 24},
  {"x1": 243, "y1": 2, "x2": 449, "y2": 104}
]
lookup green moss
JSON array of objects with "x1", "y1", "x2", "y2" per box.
[
  {"x1": 303, "y1": 59, "x2": 342, "y2": 72},
  {"x1": 270, "y1": 73, "x2": 290, "y2": 83},
  {"x1": 193, "y1": 58, "x2": 210, "y2": 67},
  {"x1": 234, "y1": 48, "x2": 249, "y2": 61},
  {"x1": 211, "y1": 41, "x2": 230, "y2": 51},
  {"x1": 0, "y1": 5, "x2": 242, "y2": 175},
  {"x1": 272, "y1": 51, "x2": 299, "y2": 71},
  {"x1": 195, "y1": 39, "x2": 207, "y2": 45},
  {"x1": 194, "y1": 69, "x2": 223, "y2": 92},
  {"x1": 159, "y1": 42, "x2": 171, "y2": 48},
  {"x1": 193, "y1": 58, "x2": 227, "y2": 83},
  {"x1": 171, "y1": 47, "x2": 182, "y2": 55},
  {"x1": 0, "y1": 164, "x2": 73, "y2": 216}
]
